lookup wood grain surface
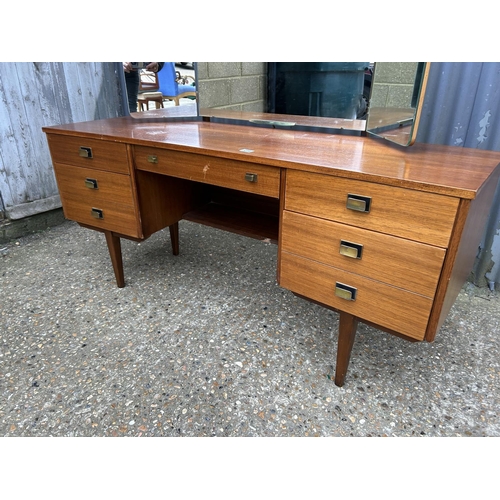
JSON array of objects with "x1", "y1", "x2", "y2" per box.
[{"x1": 44, "y1": 116, "x2": 500, "y2": 198}]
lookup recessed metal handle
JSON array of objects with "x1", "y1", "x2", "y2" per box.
[
  {"x1": 346, "y1": 194, "x2": 371, "y2": 213},
  {"x1": 79, "y1": 146, "x2": 93, "y2": 158},
  {"x1": 85, "y1": 178, "x2": 98, "y2": 189},
  {"x1": 335, "y1": 282, "x2": 357, "y2": 301},
  {"x1": 245, "y1": 173, "x2": 258, "y2": 183},
  {"x1": 90, "y1": 208, "x2": 104, "y2": 219},
  {"x1": 339, "y1": 240, "x2": 363, "y2": 259}
]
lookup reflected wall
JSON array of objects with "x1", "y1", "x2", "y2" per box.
[
  {"x1": 197, "y1": 62, "x2": 268, "y2": 112},
  {"x1": 370, "y1": 62, "x2": 420, "y2": 109}
]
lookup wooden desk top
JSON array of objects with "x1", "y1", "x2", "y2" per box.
[{"x1": 43, "y1": 111, "x2": 500, "y2": 199}]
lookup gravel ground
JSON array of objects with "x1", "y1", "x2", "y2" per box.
[{"x1": 1, "y1": 219, "x2": 499, "y2": 438}]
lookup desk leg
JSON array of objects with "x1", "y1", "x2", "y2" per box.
[
  {"x1": 335, "y1": 312, "x2": 358, "y2": 387},
  {"x1": 169, "y1": 222, "x2": 179, "y2": 256},
  {"x1": 104, "y1": 231, "x2": 125, "y2": 288}
]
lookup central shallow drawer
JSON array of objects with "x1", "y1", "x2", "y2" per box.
[
  {"x1": 281, "y1": 210, "x2": 446, "y2": 298},
  {"x1": 285, "y1": 170, "x2": 459, "y2": 247},
  {"x1": 134, "y1": 147, "x2": 280, "y2": 198},
  {"x1": 280, "y1": 252, "x2": 433, "y2": 341},
  {"x1": 47, "y1": 135, "x2": 130, "y2": 174}
]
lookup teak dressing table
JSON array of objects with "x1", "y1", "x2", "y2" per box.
[{"x1": 43, "y1": 113, "x2": 500, "y2": 386}]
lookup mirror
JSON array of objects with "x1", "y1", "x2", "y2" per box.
[
  {"x1": 197, "y1": 62, "x2": 369, "y2": 133},
  {"x1": 130, "y1": 62, "x2": 430, "y2": 146},
  {"x1": 127, "y1": 62, "x2": 199, "y2": 119},
  {"x1": 366, "y1": 62, "x2": 430, "y2": 146}
]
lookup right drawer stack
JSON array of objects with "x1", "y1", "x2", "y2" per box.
[{"x1": 279, "y1": 170, "x2": 460, "y2": 340}]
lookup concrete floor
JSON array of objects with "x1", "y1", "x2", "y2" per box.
[{"x1": 1, "y1": 219, "x2": 499, "y2": 437}]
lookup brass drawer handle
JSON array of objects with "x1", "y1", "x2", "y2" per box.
[
  {"x1": 147, "y1": 155, "x2": 158, "y2": 164},
  {"x1": 339, "y1": 240, "x2": 363, "y2": 259},
  {"x1": 335, "y1": 282, "x2": 357, "y2": 301},
  {"x1": 91, "y1": 208, "x2": 104, "y2": 219},
  {"x1": 245, "y1": 173, "x2": 258, "y2": 183},
  {"x1": 346, "y1": 194, "x2": 371, "y2": 213},
  {"x1": 79, "y1": 146, "x2": 93, "y2": 158},
  {"x1": 85, "y1": 178, "x2": 98, "y2": 189}
]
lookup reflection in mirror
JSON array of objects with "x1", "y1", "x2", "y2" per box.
[
  {"x1": 198, "y1": 62, "x2": 368, "y2": 132},
  {"x1": 366, "y1": 62, "x2": 430, "y2": 146},
  {"x1": 127, "y1": 62, "x2": 430, "y2": 146},
  {"x1": 268, "y1": 63, "x2": 369, "y2": 119},
  {"x1": 130, "y1": 62, "x2": 199, "y2": 119}
]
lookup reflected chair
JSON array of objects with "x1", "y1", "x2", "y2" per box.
[
  {"x1": 139, "y1": 69, "x2": 159, "y2": 91},
  {"x1": 158, "y1": 62, "x2": 197, "y2": 106},
  {"x1": 137, "y1": 70, "x2": 164, "y2": 111}
]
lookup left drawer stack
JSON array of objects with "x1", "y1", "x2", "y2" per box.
[{"x1": 46, "y1": 135, "x2": 141, "y2": 238}]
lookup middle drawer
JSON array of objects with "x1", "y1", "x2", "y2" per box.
[
  {"x1": 281, "y1": 210, "x2": 446, "y2": 298},
  {"x1": 134, "y1": 147, "x2": 280, "y2": 198}
]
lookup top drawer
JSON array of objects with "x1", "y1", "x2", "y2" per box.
[
  {"x1": 285, "y1": 170, "x2": 459, "y2": 247},
  {"x1": 46, "y1": 134, "x2": 130, "y2": 174},
  {"x1": 134, "y1": 146, "x2": 281, "y2": 198}
]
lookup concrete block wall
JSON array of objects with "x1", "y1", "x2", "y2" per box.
[
  {"x1": 197, "y1": 62, "x2": 267, "y2": 112},
  {"x1": 370, "y1": 62, "x2": 419, "y2": 108}
]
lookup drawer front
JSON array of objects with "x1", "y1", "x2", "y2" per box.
[
  {"x1": 54, "y1": 163, "x2": 136, "y2": 206},
  {"x1": 285, "y1": 170, "x2": 459, "y2": 247},
  {"x1": 53, "y1": 164, "x2": 140, "y2": 237},
  {"x1": 61, "y1": 198, "x2": 140, "y2": 236},
  {"x1": 47, "y1": 134, "x2": 130, "y2": 174},
  {"x1": 280, "y1": 252, "x2": 432, "y2": 340},
  {"x1": 134, "y1": 146, "x2": 280, "y2": 198},
  {"x1": 281, "y1": 211, "x2": 446, "y2": 298}
]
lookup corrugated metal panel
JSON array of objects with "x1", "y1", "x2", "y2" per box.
[
  {"x1": 417, "y1": 62, "x2": 500, "y2": 288},
  {"x1": 0, "y1": 62, "x2": 125, "y2": 220}
]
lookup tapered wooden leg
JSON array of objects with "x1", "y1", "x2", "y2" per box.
[
  {"x1": 335, "y1": 312, "x2": 359, "y2": 387},
  {"x1": 104, "y1": 231, "x2": 125, "y2": 288},
  {"x1": 169, "y1": 222, "x2": 179, "y2": 255}
]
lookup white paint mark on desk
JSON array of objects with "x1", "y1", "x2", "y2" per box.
[{"x1": 203, "y1": 164, "x2": 210, "y2": 178}]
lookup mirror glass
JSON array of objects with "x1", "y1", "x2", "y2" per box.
[
  {"x1": 366, "y1": 62, "x2": 430, "y2": 146},
  {"x1": 131, "y1": 62, "x2": 199, "y2": 119},
  {"x1": 132, "y1": 62, "x2": 430, "y2": 146},
  {"x1": 197, "y1": 62, "x2": 369, "y2": 133}
]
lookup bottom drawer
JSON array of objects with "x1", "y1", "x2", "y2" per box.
[
  {"x1": 279, "y1": 251, "x2": 433, "y2": 340},
  {"x1": 61, "y1": 197, "x2": 140, "y2": 237}
]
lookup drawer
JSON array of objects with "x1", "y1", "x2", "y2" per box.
[
  {"x1": 47, "y1": 134, "x2": 130, "y2": 174},
  {"x1": 53, "y1": 164, "x2": 140, "y2": 237},
  {"x1": 285, "y1": 170, "x2": 459, "y2": 247},
  {"x1": 281, "y1": 211, "x2": 446, "y2": 298},
  {"x1": 134, "y1": 146, "x2": 280, "y2": 198},
  {"x1": 280, "y1": 252, "x2": 433, "y2": 340},
  {"x1": 54, "y1": 163, "x2": 136, "y2": 206}
]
